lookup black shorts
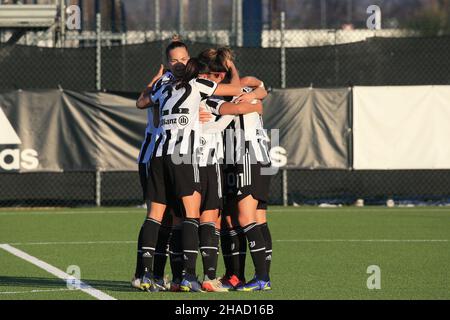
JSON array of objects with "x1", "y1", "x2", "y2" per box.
[
  {"x1": 199, "y1": 164, "x2": 223, "y2": 212},
  {"x1": 257, "y1": 200, "x2": 268, "y2": 210},
  {"x1": 138, "y1": 162, "x2": 149, "y2": 201},
  {"x1": 141, "y1": 160, "x2": 184, "y2": 217},
  {"x1": 235, "y1": 163, "x2": 271, "y2": 203},
  {"x1": 147, "y1": 155, "x2": 201, "y2": 205}
]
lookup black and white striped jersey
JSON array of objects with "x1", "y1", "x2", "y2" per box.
[
  {"x1": 206, "y1": 87, "x2": 271, "y2": 165},
  {"x1": 197, "y1": 100, "x2": 234, "y2": 167},
  {"x1": 151, "y1": 77, "x2": 218, "y2": 157},
  {"x1": 137, "y1": 71, "x2": 174, "y2": 164}
]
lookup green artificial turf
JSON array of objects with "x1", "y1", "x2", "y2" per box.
[{"x1": 0, "y1": 206, "x2": 449, "y2": 300}]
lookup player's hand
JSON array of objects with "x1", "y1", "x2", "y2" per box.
[
  {"x1": 225, "y1": 59, "x2": 235, "y2": 71},
  {"x1": 148, "y1": 64, "x2": 165, "y2": 88},
  {"x1": 235, "y1": 91, "x2": 257, "y2": 103},
  {"x1": 199, "y1": 107, "x2": 213, "y2": 123}
]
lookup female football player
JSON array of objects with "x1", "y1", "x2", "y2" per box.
[
  {"x1": 195, "y1": 48, "x2": 266, "y2": 292},
  {"x1": 132, "y1": 37, "x2": 190, "y2": 292},
  {"x1": 199, "y1": 63, "x2": 272, "y2": 291}
]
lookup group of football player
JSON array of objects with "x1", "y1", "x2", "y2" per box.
[{"x1": 132, "y1": 36, "x2": 273, "y2": 292}]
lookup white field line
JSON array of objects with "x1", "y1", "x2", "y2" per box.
[
  {"x1": 9, "y1": 240, "x2": 137, "y2": 246},
  {"x1": 1, "y1": 207, "x2": 450, "y2": 216},
  {"x1": 0, "y1": 244, "x2": 116, "y2": 300},
  {"x1": 6, "y1": 239, "x2": 449, "y2": 246},
  {"x1": 275, "y1": 239, "x2": 449, "y2": 243},
  {"x1": 0, "y1": 288, "x2": 75, "y2": 295},
  {"x1": 0, "y1": 210, "x2": 141, "y2": 216}
]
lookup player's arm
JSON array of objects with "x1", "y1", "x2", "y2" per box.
[
  {"x1": 214, "y1": 83, "x2": 242, "y2": 97},
  {"x1": 136, "y1": 64, "x2": 164, "y2": 109},
  {"x1": 211, "y1": 60, "x2": 241, "y2": 97},
  {"x1": 219, "y1": 100, "x2": 263, "y2": 115},
  {"x1": 235, "y1": 77, "x2": 268, "y2": 103},
  {"x1": 201, "y1": 115, "x2": 235, "y2": 134},
  {"x1": 240, "y1": 76, "x2": 263, "y2": 88}
]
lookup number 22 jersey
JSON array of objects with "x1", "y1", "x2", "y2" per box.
[{"x1": 151, "y1": 78, "x2": 218, "y2": 157}]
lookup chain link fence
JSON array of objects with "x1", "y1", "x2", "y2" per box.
[
  {"x1": 1, "y1": 2, "x2": 450, "y2": 207},
  {"x1": 2, "y1": 32, "x2": 450, "y2": 91}
]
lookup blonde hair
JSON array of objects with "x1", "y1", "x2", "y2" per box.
[{"x1": 171, "y1": 34, "x2": 182, "y2": 42}]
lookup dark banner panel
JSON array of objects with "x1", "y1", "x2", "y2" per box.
[
  {"x1": 1, "y1": 88, "x2": 349, "y2": 172},
  {"x1": 0, "y1": 89, "x2": 146, "y2": 172},
  {"x1": 263, "y1": 88, "x2": 350, "y2": 169}
]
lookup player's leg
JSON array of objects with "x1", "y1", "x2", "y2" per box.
[
  {"x1": 199, "y1": 209, "x2": 227, "y2": 292},
  {"x1": 140, "y1": 157, "x2": 168, "y2": 292},
  {"x1": 179, "y1": 191, "x2": 202, "y2": 292},
  {"x1": 219, "y1": 206, "x2": 246, "y2": 290},
  {"x1": 236, "y1": 195, "x2": 270, "y2": 291},
  {"x1": 235, "y1": 163, "x2": 271, "y2": 291},
  {"x1": 256, "y1": 166, "x2": 273, "y2": 276},
  {"x1": 256, "y1": 204, "x2": 272, "y2": 276},
  {"x1": 170, "y1": 159, "x2": 203, "y2": 292},
  {"x1": 219, "y1": 164, "x2": 246, "y2": 289},
  {"x1": 220, "y1": 212, "x2": 234, "y2": 279},
  {"x1": 132, "y1": 163, "x2": 150, "y2": 290},
  {"x1": 152, "y1": 209, "x2": 173, "y2": 291},
  {"x1": 169, "y1": 203, "x2": 184, "y2": 292},
  {"x1": 198, "y1": 164, "x2": 228, "y2": 292}
]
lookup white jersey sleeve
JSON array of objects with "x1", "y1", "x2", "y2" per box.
[
  {"x1": 201, "y1": 115, "x2": 234, "y2": 134},
  {"x1": 191, "y1": 78, "x2": 218, "y2": 100},
  {"x1": 150, "y1": 79, "x2": 165, "y2": 104},
  {"x1": 204, "y1": 98, "x2": 226, "y2": 115}
]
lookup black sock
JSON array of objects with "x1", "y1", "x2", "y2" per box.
[
  {"x1": 229, "y1": 228, "x2": 241, "y2": 278},
  {"x1": 169, "y1": 225, "x2": 183, "y2": 282},
  {"x1": 259, "y1": 223, "x2": 272, "y2": 275},
  {"x1": 140, "y1": 218, "x2": 161, "y2": 275},
  {"x1": 153, "y1": 225, "x2": 172, "y2": 279},
  {"x1": 182, "y1": 218, "x2": 200, "y2": 277},
  {"x1": 220, "y1": 228, "x2": 233, "y2": 277},
  {"x1": 237, "y1": 227, "x2": 247, "y2": 281},
  {"x1": 243, "y1": 223, "x2": 268, "y2": 281},
  {"x1": 134, "y1": 221, "x2": 145, "y2": 278},
  {"x1": 199, "y1": 222, "x2": 219, "y2": 280}
]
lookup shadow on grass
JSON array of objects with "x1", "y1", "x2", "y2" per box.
[{"x1": 0, "y1": 276, "x2": 135, "y2": 292}]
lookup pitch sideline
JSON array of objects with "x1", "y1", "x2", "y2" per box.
[{"x1": 0, "y1": 244, "x2": 117, "y2": 300}]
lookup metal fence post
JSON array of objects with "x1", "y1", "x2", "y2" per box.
[
  {"x1": 60, "y1": 0, "x2": 65, "y2": 48},
  {"x1": 231, "y1": 0, "x2": 236, "y2": 45},
  {"x1": 207, "y1": 0, "x2": 213, "y2": 43},
  {"x1": 95, "y1": 170, "x2": 102, "y2": 207},
  {"x1": 280, "y1": 11, "x2": 288, "y2": 206},
  {"x1": 178, "y1": 0, "x2": 184, "y2": 37},
  {"x1": 282, "y1": 170, "x2": 288, "y2": 206},
  {"x1": 155, "y1": 0, "x2": 161, "y2": 40},
  {"x1": 236, "y1": 0, "x2": 243, "y2": 47},
  {"x1": 96, "y1": 13, "x2": 101, "y2": 91},
  {"x1": 280, "y1": 11, "x2": 286, "y2": 89}
]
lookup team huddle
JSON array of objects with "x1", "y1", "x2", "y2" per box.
[{"x1": 132, "y1": 37, "x2": 273, "y2": 292}]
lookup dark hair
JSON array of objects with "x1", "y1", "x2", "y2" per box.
[
  {"x1": 165, "y1": 41, "x2": 189, "y2": 60},
  {"x1": 198, "y1": 47, "x2": 234, "y2": 83},
  {"x1": 176, "y1": 58, "x2": 210, "y2": 89}
]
